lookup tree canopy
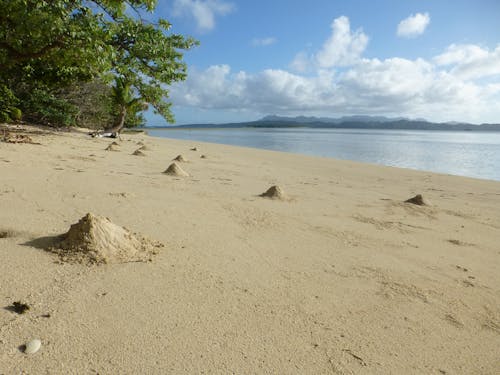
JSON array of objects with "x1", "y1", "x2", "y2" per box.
[{"x1": 0, "y1": 0, "x2": 198, "y2": 128}]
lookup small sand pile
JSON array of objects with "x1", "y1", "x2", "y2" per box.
[
  {"x1": 260, "y1": 185, "x2": 288, "y2": 200},
  {"x1": 53, "y1": 213, "x2": 162, "y2": 264},
  {"x1": 132, "y1": 149, "x2": 146, "y2": 156},
  {"x1": 163, "y1": 162, "x2": 189, "y2": 177},
  {"x1": 405, "y1": 194, "x2": 430, "y2": 206},
  {"x1": 173, "y1": 154, "x2": 188, "y2": 162},
  {"x1": 190, "y1": 147, "x2": 198, "y2": 151},
  {"x1": 105, "y1": 142, "x2": 120, "y2": 151}
]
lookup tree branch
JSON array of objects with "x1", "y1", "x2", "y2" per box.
[{"x1": 0, "y1": 38, "x2": 65, "y2": 65}]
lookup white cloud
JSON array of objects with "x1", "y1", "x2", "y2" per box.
[
  {"x1": 289, "y1": 51, "x2": 312, "y2": 73},
  {"x1": 397, "y1": 13, "x2": 430, "y2": 38},
  {"x1": 170, "y1": 17, "x2": 500, "y2": 124},
  {"x1": 173, "y1": 0, "x2": 234, "y2": 32},
  {"x1": 315, "y1": 16, "x2": 368, "y2": 68},
  {"x1": 434, "y1": 44, "x2": 500, "y2": 80},
  {"x1": 252, "y1": 37, "x2": 277, "y2": 47}
]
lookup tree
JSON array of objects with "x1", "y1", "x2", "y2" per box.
[{"x1": 0, "y1": 1, "x2": 197, "y2": 128}]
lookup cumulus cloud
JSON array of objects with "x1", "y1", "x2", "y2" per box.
[
  {"x1": 434, "y1": 44, "x2": 500, "y2": 80},
  {"x1": 397, "y1": 13, "x2": 430, "y2": 38},
  {"x1": 170, "y1": 16, "x2": 500, "y2": 123},
  {"x1": 173, "y1": 0, "x2": 234, "y2": 32},
  {"x1": 316, "y1": 16, "x2": 368, "y2": 68},
  {"x1": 251, "y1": 37, "x2": 277, "y2": 47},
  {"x1": 289, "y1": 51, "x2": 312, "y2": 73}
]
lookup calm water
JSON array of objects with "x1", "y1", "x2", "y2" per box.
[{"x1": 147, "y1": 128, "x2": 500, "y2": 181}]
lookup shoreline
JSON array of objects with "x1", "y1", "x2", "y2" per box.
[
  {"x1": 1, "y1": 127, "x2": 499, "y2": 373},
  {"x1": 145, "y1": 127, "x2": 500, "y2": 183}
]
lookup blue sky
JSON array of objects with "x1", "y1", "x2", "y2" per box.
[{"x1": 146, "y1": 0, "x2": 500, "y2": 125}]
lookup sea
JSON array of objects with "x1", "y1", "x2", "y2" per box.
[{"x1": 146, "y1": 127, "x2": 500, "y2": 182}]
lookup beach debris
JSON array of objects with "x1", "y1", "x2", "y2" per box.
[
  {"x1": 404, "y1": 194, "x2": 429, "y2": 206},
  {"x1": 132, "y1": 149, "x2": 146, "y2": 156},
  {"x1": 342, "y1": 349, "x2": 367, "y2": 366},
  {"x1": 190, "y1": 147, "x2": 198, "y2": 151},
  {"x1": 51, "y1": 213, "x2": 163, "y2": 265},
  {"x1": 0, "y1": 230, "x2": 13, "y2": 238},
  {"x1": 260, "y1": 185, "x2": 288, "y2": 200},
  {"x1": 137, "y1": 141, "x2": 145, "y2": 146},
  {"x1": 138, "y1": 145, "x2": 148, "y2": 151},
  {"x1": 200, "y1": 154, "x2": 207, "y2": 159},
  {"x1": 163, "y1": 162, "x2": 189, "y2": 177},
  {"x1": 1, "y1": 131, "x2": 39, "y2": 144},
  {"x1": 105, "y1": 142, "x2": 120, "y2": 151},
  {"x1": 173, "y1": 154, "x2": 188, "y2": 162},
  {"x1": 24, "y1": 339, "x2": 41, "y2": 354},
  {"x1": 9, "y1": 301, "x2": 30, "y2": 314}
]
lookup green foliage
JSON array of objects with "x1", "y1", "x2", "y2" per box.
[
  {"x1": 0, "y1": 84, "x2": 21, "y2": 123},
  {"x1": 0, "y1": 111, "x2": 9, "y2": 123},
  {"x1": 58, "y1": 80, "x2": 115, "y2": 130},
  {"x1": 0, "y1": 0, "x2": 197, "y2": 128},
  {"x1": 9, "y1": 107, "x2": 22, "y2": 121},
  {"x1": 19, "y1": 87, "x2": 78, "y2": 127}
]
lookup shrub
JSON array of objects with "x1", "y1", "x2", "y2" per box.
[
  {"x1": 19, "y1": 87, "x2": 78, "y2": 127},
  {"x1": 0, "y1": 84, "x2": 21, "y2": 123}
]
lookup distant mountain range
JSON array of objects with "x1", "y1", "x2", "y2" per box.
[{"x1": 149, "y1": 115, "x2": 500, "y2": 131}]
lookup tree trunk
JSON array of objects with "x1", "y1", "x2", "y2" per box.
[{"x1": 104, "y1": 106, "x2": 127, "y2": 134}]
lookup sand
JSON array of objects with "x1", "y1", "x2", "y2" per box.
[
  {"x1": 1, "y1": 125, "x2": 499, "y2": 374},
  {"x1": 260, "y1": 185, "x2": 289, "y2": 200},
  {"x1": 53, "y1": 213, "x2": 162, "y2": 264},
  {"x1": 163, "y1": 162, "x2": 189, "y2": 177}
]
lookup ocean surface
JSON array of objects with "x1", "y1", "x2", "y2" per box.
[{"x1": 147, "y1": 128, "x2": 500, "y2": 181}]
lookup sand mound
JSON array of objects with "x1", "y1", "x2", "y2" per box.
[
  {"x1": 260, "y1": 185, "x2": 288, "y2": 200},
  {"x1": 405, "y1": 194, "x2": 430, "y2": 206},
  {"x1": 132, "y1": 149, "x2": 146, "y2": 156},
  {"x1": 163, "y1": 163, "x2": 189, "y2": 177},
  {"x1": 173, "y1": 154, "x2": 188, "y2": 162},
  {"x1": 53, "y1": 213, "x2": 162, "y2": 264},
  {"x1": 105, "y1": 142, "x2": 120, "y2": 151}
]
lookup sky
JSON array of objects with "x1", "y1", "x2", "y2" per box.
[{"x1": 145, "y1": 0, "x2": 500, "y2": 125}]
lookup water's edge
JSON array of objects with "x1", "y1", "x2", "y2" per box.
[{"x1": 146, "y1": 128, "x2": 500, "y2": 181}]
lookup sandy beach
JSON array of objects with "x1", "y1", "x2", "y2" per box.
[{"x1": 1, "y1": 126, "x2": 499, "y2": 374}]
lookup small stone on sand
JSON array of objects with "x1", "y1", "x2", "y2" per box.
[
  {"x1": 163, "y1": 163, "x2": 189, "y2": 177},
  {"x1": 24, "y1": 339, "x2": 41, "y2": 354},
  {"x1": 190, "y1": 147, "x2": 198, "y2": 151},
  {"x1": 200, "y1": 155, "x2": 207, "y2": 159}
]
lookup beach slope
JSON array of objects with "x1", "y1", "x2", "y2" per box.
[{"x1": 1, "y1": 127, "x2": 499, "y2": 374}]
